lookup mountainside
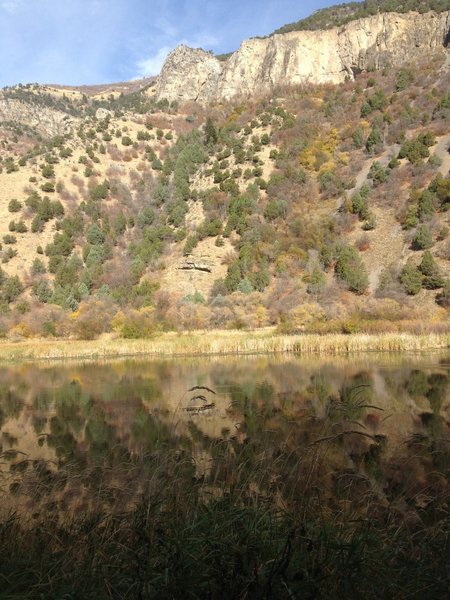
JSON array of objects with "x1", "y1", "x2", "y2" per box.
[
  {"x1": 0, "y1": 6, "x2": 449, "y2": 340},
  {"x1": 156, "y1": 10, "x2": 450, "y2": 103}
]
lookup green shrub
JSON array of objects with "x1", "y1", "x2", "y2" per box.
[
  {"x1": 183, "y1": 291, "x2": 205, "y2": 304},
  {"x1": 366, "y1": 127, "x2": 383, "y2": 154},
  {"x1": 40, "y1": 164, "x2": 54, "y2": 178},
  {"x1": 398, "y1": 132, "x2": 435, "y2": 164},
  {"x1": 417, "y1": 190, "x2": 436, "y2": 221},
  {"x1": 400, "y1": 260, "x2": 422, "y2": 295},
  {"x1": 412, "y1": 224, "x2": 433, "y2": 250},
  {"x1": 307, "y1": 266, "x2": 326, "y2": 295},
  {"x1": 15, "y1": 220, "x2": 28, "y2": 233},
  {"x1": 403, "y1": 205, "x2": 418, "y2": 230},
  {"x1": 368, "y1": 161, "x2": 389, "y2": 186},
  {"x1": 2, "y1": 248, "x2": 17, "y2": 263},
  {"x1": 183, "y1": 235, "x2": 199, "y2": 256},
  {"x1": 31, "y1": 257, "x2": 46, "y2": 275},
  {"x1": 362, "y1": 212, "x2": 377, "y2": 230},
  {"x1": 264, "y1": 199, "x2": 287, "y2": 221},
  {"x1": 351, "y1": 184, "x2": 370, "y2": 220},
  {"x1": 351, "y1": 191, "x2": 368, "y2": 220},
  {"x1": 335, "y1": 246, "x2": 368, "y2": 294},
  {"x1": 41, "y1": 182, "x2": 55, "y2": 193},
  {"x1": 3, "y1": 234, "x2": 16, "y2": 245},
  {"x1": 137, "y1": 207, "x2": 155, "y2": 228},
  {"x1": 2, "y1": 275, "x2": 24, "y2": 303},
  {"x1": 418, "y1": 251, "x2": 444, "y2": 289},
  {"x1": 89, "y1": 181, "x2": 109, "y2": 201},
  {"x1": 8, "y1": 198, "x2": 22, "y2": 213},
  {"x1": 137, "y1": 130, "x2": 151, "y2": 141},
  {"x1": 395, "y1": 68, "x2": 414, "y2": 92},
  {"x1": 31, "y1": 215, "x2": 45, "y2": 233},
  {"x1": 86, "y1": 223, "x2": 105, "y2": 245}
]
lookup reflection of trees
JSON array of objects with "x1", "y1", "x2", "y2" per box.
[
  {"x1": 330, "y1": 371, "x2": 373, "y2": 422},
  {"x1": 47, "y1": 381, "x2": 87, "y2": 459},
  {"x1": 423, "y1": 373, "x2": 449, "y2": 473},
  {"x1": 32, "y1": 390, "x2": 52, "y2": 413},
  {"x1": 0, "y1": 385, "x2": 24, "y2": 420},
  {"x1": 426, "y1": 373, "x2": 448, "y2": 414},
  {"x1": 131, "y1": 408, "x2": 178, "y2": 450},
  {"x1": 407, "y1": 369, "x2": 429, "y2": 398},
  {"x1": 0, "y1": 359, "x2": 447, "y2": 535}
]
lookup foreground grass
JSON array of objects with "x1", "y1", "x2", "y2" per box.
[
  {"x1": 0, "y1": 329, "x2": 449, "y2": 361},
  {"x1": 2, "y1": 493, "x2": 449, "y2": 599},
  {"x1": 1, "y1": 443, "x2": 449, "y2": 600}
]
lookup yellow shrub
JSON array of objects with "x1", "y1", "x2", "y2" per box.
[
  {"x1": 112, "y1": 307, "x2": 157, "y2": 339},
  {"x1": 299, "y1": 128, "x2": 340, "y2": 172}
]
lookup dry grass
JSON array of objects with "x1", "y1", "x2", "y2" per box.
[{"x1": 0, "y1": 329, "x2": 449, "y2": 362}]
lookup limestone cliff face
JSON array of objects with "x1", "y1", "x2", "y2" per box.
[
  {"x1": 155, "y1": 11, "x2": 450, "y2": 103},
  {"x1": 0, "y1": 97, "x2": 75, "y2": 137},
  {"x1": 156, "y1": 45, "x2": 223, "y2": 103}
]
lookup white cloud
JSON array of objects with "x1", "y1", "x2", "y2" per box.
[
  {"x1": 136, "y1": 46, "x2": 172, "y2": 77},
  {"x1": 135, "y1": 31, "x2": 219, "y2": 78},
  {"x1": 1, "y1": 0, "x2": 22, "y2": 13},
  {"x1": 187, "y1": 33, "x2": 219, "y2": 51}
]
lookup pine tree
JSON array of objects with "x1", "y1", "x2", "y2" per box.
[
  {"x1": 204, "y1": 117, "x2": 218, "y2": 146},
  {"x1": 419, "y1": 251, "x2": 444, "y2": 289}
]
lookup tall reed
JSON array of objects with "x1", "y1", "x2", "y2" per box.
[{"x1": 0, "y1": 330, "x2": 449, "y2": 362}]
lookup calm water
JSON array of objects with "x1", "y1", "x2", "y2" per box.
[{"x1": 1, "y1": 352, "x2": 449, "y2": 520}]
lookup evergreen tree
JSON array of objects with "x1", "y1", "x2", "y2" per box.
[
  {"x1": 400, "y1": 260, "x2": 422, "y2": 295},
  {"x1": 419, "y1": 251, "x2": 444, "y2": 289},
  {"x1": 412, "y1": 224, "x2": 433, "y2": 250},
  {"x1": 335, "y1": 246, "x2": 368, "y2": 295},
  {"x1": 204, "y1": 117, "x2": 218, "y2": 146}
]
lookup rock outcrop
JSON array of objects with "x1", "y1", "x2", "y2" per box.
[
  {"x1": 95, "y1": 107, "x2": 112, "y2": 120},
  {"x1": 0, "y1": 97, "x2": 75, "y2": 137},
  {"x1": 155, "y1": 10, "x2": 450, "y2": 103},
  {"x1": 156, "y1": 45, "x2": 223, "y2": 103},
  {"x1": 179, "y1": 260, "x2": 212, "y2": 273}
]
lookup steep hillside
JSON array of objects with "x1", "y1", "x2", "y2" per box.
[{"x1": 0, "y1": 19, "x2": 449, "y2": 340}]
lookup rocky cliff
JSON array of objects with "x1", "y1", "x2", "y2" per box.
[
  {"x1": 155, "y1": 10, "x2": 450, "y2": 103},
  {"x1": 0, "y1": 97, "x2": 75, "y2": 137}
]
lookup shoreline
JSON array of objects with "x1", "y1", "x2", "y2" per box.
[{"x1": 0, "y1": 330, "x2": 449, "y2": 363}]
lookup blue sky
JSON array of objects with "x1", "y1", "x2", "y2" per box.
[{"x1": 0, "y1": 0, "x2": 338, "y2": 87}]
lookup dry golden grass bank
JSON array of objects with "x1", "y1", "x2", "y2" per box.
[{"x1": 0, "y1": 329, "x2": 449, "y2": 362}]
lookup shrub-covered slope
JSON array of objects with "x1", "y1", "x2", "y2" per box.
[{"x1": 0, "y1": 51, "x2": 449, "y2": 339}]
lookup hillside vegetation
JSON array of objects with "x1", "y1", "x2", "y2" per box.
[
  {"x1": 0, "y1": 48, "x2": 449, "y2": 340},
  {"x1": 272, "y1": 0, "x2": 450, "y2": 34}
]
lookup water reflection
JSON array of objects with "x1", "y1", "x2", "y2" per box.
[{"x1": 0, "y1": 353, "x2": 449, "y2": 522}]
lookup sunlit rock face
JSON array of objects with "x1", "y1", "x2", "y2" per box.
[
  {"x1": 155, "y1": 45, "x2": 223, "y2": 104},
  {"x1": 0, "y1": 97, "x2": 74, "y2": 136},
  {"x1": 156, "y1": 11, "x2": 450, "y2": 103}
]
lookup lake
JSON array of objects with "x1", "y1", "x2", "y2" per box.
[
  {"x1": 1, "y1": 352, "x2": 449, "y2": 598},
  {"x1": 1, "y1": 352, "x2": 449, "y2": 518}
]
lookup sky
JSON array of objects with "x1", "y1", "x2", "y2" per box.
[{"x1": 0, "y1": 0, "x2": 339, "y2": 87}]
